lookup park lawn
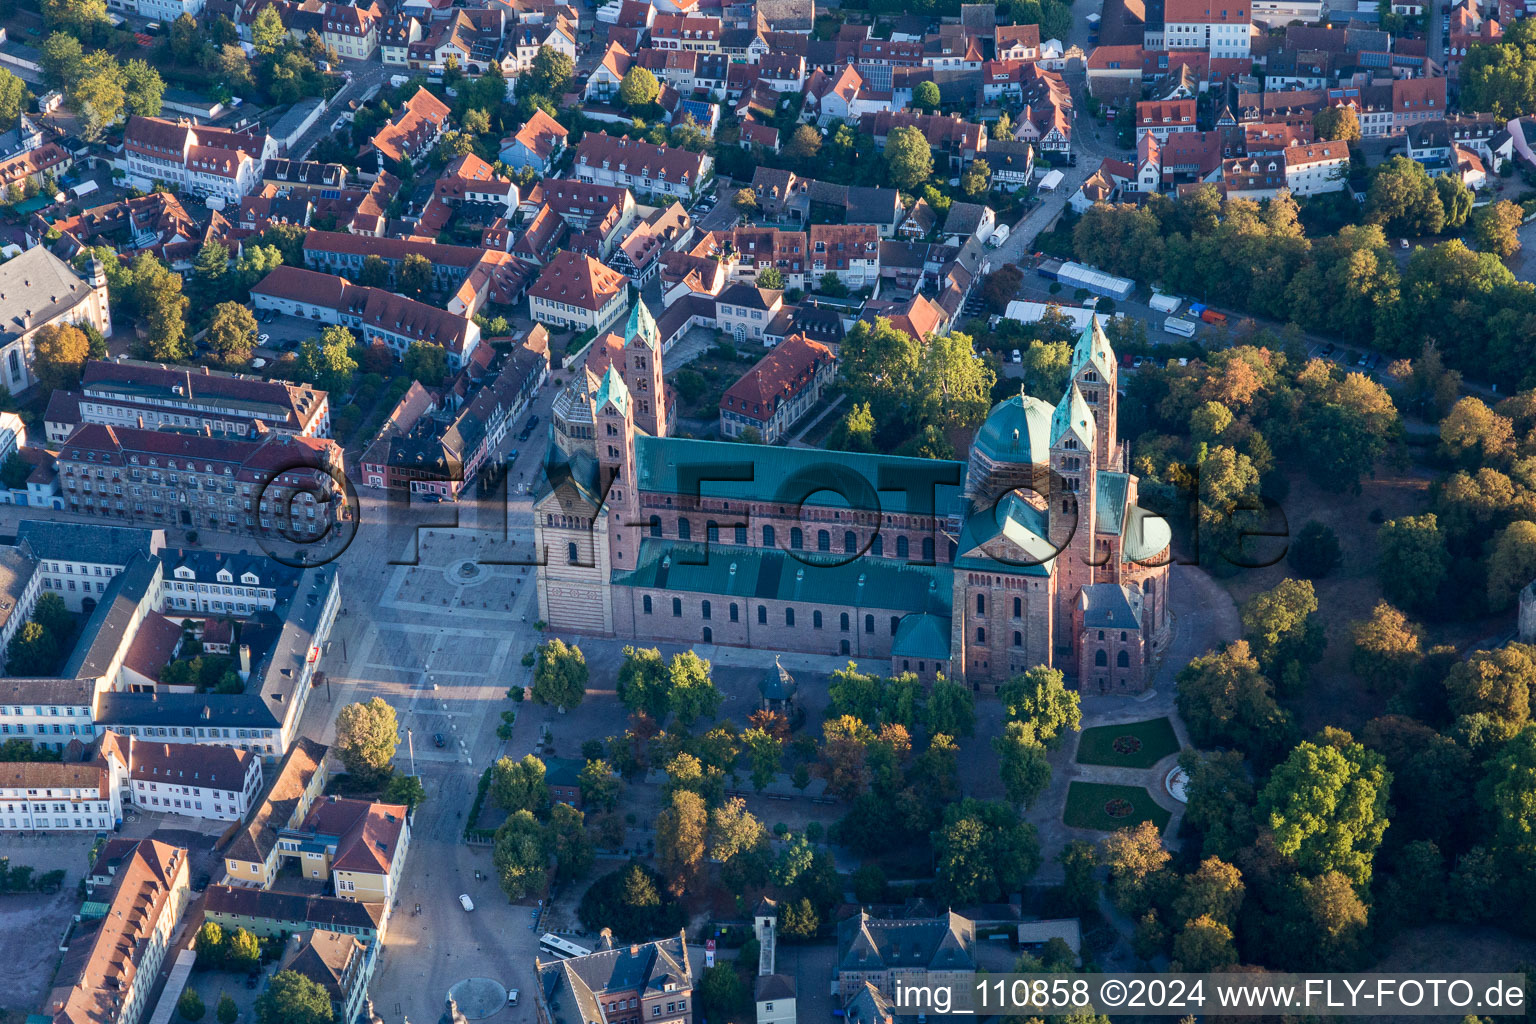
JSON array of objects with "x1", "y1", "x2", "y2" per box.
[
  {"x1": 1074, "y1": 717, "x2": 1180, "y2": 769},
  {"x1": 1063, "y1": 782, "x2": 1171, "y2": 833}
]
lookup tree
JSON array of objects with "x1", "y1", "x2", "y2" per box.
[
  {"x1": 1460, "y1": 18, "x2": 1536, "y2": 117},
  {"x1": 913, "y1": 80, "x2": 941, "y2": 110},
  {"x1": 1446, "y1": 644, "x2": 1536, "y2": 736},
  {"x1": 381, "y1": 773, "x2": 425, "y2": 811},
  {"x1": 493, "y1": 809, "x2": 548, "y2": 899},
  {"x1": 1099, "y1": 820, "x2": 1171, "y2": 915},
  {"x1": 31, "y1": 323, "x2": 89, "y2": 392},
  {"x1": 256, "y1": 971, "x2": 332, "y2": 1024},
  {"x1": 548, "y1": 801, "x2": 594, "y2": 881},
  {"x1": 925, "y1": 675, "x2": 975, "y2": 737},
  {"x1": 817, "y1": 715, "x2": 874, "y2": 800},
  {"x1": 226, "y1": 928, "x2": 260, "y2": 972},
  {"x1": 333, "y1": 697, "x2": 399, "y2": 780},
  {"x1": 655, "y1": 788, "x2": 707, "y2": 896},
  {"x1": 994, "y1": 720, "x2": 1052, "y2": 807},
  {"x1": 122, "y1": 58, "x2": 164, "y2": 117},
  {"x1": 1366, "y1": 156, "x2": 1446, "y2": 237},
  {"x1": 1059, "y1": 840, "x2": 1098, "y2": 915},
  {"x1": 1472, "y1": 200, "x2": 1523, "y2": 259},
  {"x1": 960, "y1": 158, "x2": 991, "y2": 199},
  {"x1": 490, "y1": 754, "x2": 549, "y2": 813},
  {"x1": 194, "y1": 239, "x2": 231, "y2": 285},
  {"x1": 134, "y1": 253, "x2": 190, "y2": 361},
  {"x1": 619, "y1": 67, "x2": 660, "y2": 109},
  {"x1": 1489, "y1": 521, "x2": 1536, "y2": 611},
  {"x1": 204, "y1": 302, "x2": 256, "y2": 366},
  {"x1": 6, "y1": 621, "x2": 59, "y2": 676},
  {"x1": 999, "y1": 666, "x2": 1081, "y2": 745},
  {"x1": 709, "y1": 797, "x2": 763, "y2": 862},
  {"x1": 41, "y1": 33, "x2": 84, "y2": 91},
  {"x1": 618, "y1": 646, "x2": 670, "y2": 718},
  {"x1": 884, "y1": 125, "x2": 933, "y2": 191},
  {"x1": 733, "y1": 187, "x2": 758, "y2": 216},
  {"x1": 195, "y1": 921, "x2": 226, "y2": 969},
  {"x1": 1259, "y1": 737, "x2": 1391, "y2": 886},
  {"x1": 1173, "y1": 857, "x2": 1244, "y2": 928},
  {"x1": 462, "y1": 106, "x2": 491, "y2": 138},
  {"x1": 1436, "y1": 174, "x2": 1474, "y2": 230},
  {"x1": 786, "y1": 123, "x2": 821, "y2": 164},
  {"x1": 917, "y1": 331, "x2": 995, "y2": 433},
  {"x1": 1288, "y1": 871, "x2": 1369, "y2": 969},
  {"x1": 294, "y1": 326, "x2": 357, "y2": 394},
  {"x1": 1312, "y1": 104, "x2": 1361, "y2": 141},
  {"x1": 1241, "y1": 578, "x2": 1325, "y2": 690},
  {"x1": 356, "y1": 254, "x2": 390, "y2": 288},
  {"x1": 743, "y1": 727, "x2": 783, "y2": 791},
  {"x1": 780, "y1": 896, "x2": 820, "y2": 938},
  {"x1": 1178, "y1": 641, "x2": 1293, "y2": 760},
  {"x1": 579, "y1": 759, "x2": 620, "y2": 812},
  {"x1": 1171, "y1": 915, "x2": 1237, "y2": 971},
  {"x1": 933, "y1": 799, "x2": 1042, "y2": 905},
  {"x1": 402, "y1": 340, "x2": 448, "y2": 386},
  {"x1": 1350, "y1": 601, "x2": 1423, "y2": 692},
  {"x1": 0, "y1": 70, "x2": 29, "y2": 131},
  {"x1": 251, "y1": 5, "x2": 286, "y2": 55},
  {"x1": 667, "y1": 650, "x2": 720, "y2": 725},
  {"x1": 178, "y1": 989, "x2": 206, "y2": 1023},
  {"x1": 1440, "y1": 397, "x2": 1514, "y2": 466},
  {"x1": 525, "y1": 45, "x2": 574, "y2": 96},
  {"x1": 699, "y1": 965, "x2": 748, "y2": 1022},
  {"x1": 1288, "y1": 520, "x2": 1342, "y2": 578},
  {"x1": 216, "y1": 995, "x2": 238, "y2": 1024},
  {"x1": 1376, "y1": 514, "x2": 1448, "y2": 614},
  {"x1": 398, "y1": 252, "x2": 434, "y2": 299},
  {"x1": 1480, "y1": 726, "x2": 1536, "y2": 871},
  {"x1": 756, "y1": 266, "x2": 784, "y2": 290},
  {"x1": 215, "y1": 44, "x2": 252, "y2": 89},
  {"x1": 532, "y1": 638, "x2": 587, "y2": 709}
]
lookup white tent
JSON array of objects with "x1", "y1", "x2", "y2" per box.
[{"x1": 1037, "y1": 169, "x2": 1065, "y2": 192}]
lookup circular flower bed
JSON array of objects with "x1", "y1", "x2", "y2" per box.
[
  {"x1": 1104, "y1": 797, "x2": 1135, "y2": 818},
  {"x1": 1112, "y1": 735, "x2": 1143, "y2": 755}
]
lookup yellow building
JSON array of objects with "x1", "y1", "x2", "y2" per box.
[
  {"x1": 224, "y1": 737, "x2": 329, "y2": 887},
  {"x1": 277, "y1": 796, "x2": 411, "y2": 908}
]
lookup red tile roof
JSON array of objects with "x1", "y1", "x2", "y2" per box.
[{"x1": 528, "y1": 250, "x2": 628, "y2": 311}]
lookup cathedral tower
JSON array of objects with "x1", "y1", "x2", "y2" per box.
[
  {"x1": 1048, "y1": 384, "x2": 1098, "y2": 651},
  {"x1": 622, "y1": 300, "x2": 667, "y2": 438}
]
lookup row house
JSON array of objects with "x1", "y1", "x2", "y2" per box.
[
  {"x1": 758, "y1": 52, "x2": 807, "y2": 92},
  {"x1": 121, "y1": 116, "x2": 273, "y2": 202},
  {"x1": 573, "y1": 134, "x2": 713, "y2": 201},
  {"x1": 1280, "y1": 139, "x2": 1348, "y2": 195},
  {"x1": 715, "y1": 282, "x2": 784, "y2": 345},
  {"x1": 300, "y1": 230, "x2": 527, "y2": 314},
  {"x1": 379, "y1": 14, "x2": 423, "y2": 64},
  {"x1": 272, "y1": 0, "x2": 383, "y2": 59},
  {"x1": 720, "y1": 25, "x2": 772, "y2": 63},
  {"x1": 1136, "y1": 97, "x2": 1198, "y2": 143},
  {"x1": 809, "y1": 224, "x2": 879, "y2": 291},
  {"x1": 691, "y1": 225, "x2": 809, "y2": 291},
  {"x1": 534, "y1": 935, "x2": 695, "y2": 1024},
  {"x1": 1220, "y1": 154, "x2": 1287, "y2": 199},
  {"x1": 652, "y1": 13, "x2": 723, "y2": 51},
  {"x1": 636, "y1": 48, "x2": 704, "y2": 92},
  {"x1": 158, "y1": 548, "x2": 291, "y2": 618},
  {"x1": 860, "y1": 110, "x2": 988, "y2": 169},
  {"x1": 276, "y1": 797, "x2": 411, "y2": 908},
  {"x1": 1138, "y1": 130, "x2": 1226, "y2": 191},
  {"x1": 252, "y1": 265, "x2": 483, "y2": 370},
  {"x1": 836, "y1": 25, "x2": 925, "y2": 65},
  {"x1": 0, "y1": 739, "x2": 126, "y2": 832},
  {"x1": 923, "y1": 27, "x2": 983, "y2": 70},
  {"x1": 1446, "y1": 0, "x2": 1500, "y2": 79},
  {"x1": 224, "y1": 737, "x2": 328, "y2": 887},
  {"x1": 363, "y1": 87, "x2": 450, "y2": 174},
  {"x1": 611, "y1": 203, "x2": 695, "y2": 286},
  {"x1": 12, "y1": 520, "x2": 159, "y2": 618},
  {"x1": 55, "y1": 425, "x2": 346, "y2": 542},
  {"x1": 127, "y1": 738, "x2": 264, "y2": 822},
  {"x1": 1070, "y1": 158, "x2": 1135, "y2": 212},
  {"x1": 1164, "y1": 0, "x2": 1253, "y2": 58},
  {"x1": 405, "y1": 9, "x2": 506, "y2": 74}
]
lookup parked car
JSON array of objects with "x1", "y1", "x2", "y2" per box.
[
  {"x1": 1010, "y1": 349, "x2": 1022, "y2": 364},
  {"x1": 258, "y1": 333, "x2": 270, "y2": 344},
  {"x1": 434, "y1": 732, "x2": 446, "y2": 748},
  {"x1": 459, "y1": 893, "x2": 475, "y2": 911},
  {"x1": 509, "y1": 990, "x2": 520, "y2": 1006}
]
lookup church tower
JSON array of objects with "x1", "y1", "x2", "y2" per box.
[
  {"x1": 1071, "y1": 317, "x2": 1118, "y2": 470},
  {"x1": 595, "y1": 365, "x2": 643, "y2": 571},
  {"x1": 1048, "y1": 384, "x2": 1098, "y2": 650},
  {"x1": 622, "y1": 300, "x2": 667, "y2": 438}
]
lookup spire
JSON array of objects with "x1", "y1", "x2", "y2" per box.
[
  {"x1": 594, "y1": 364, "x2": 630, "y2": 416},
  {"x1": 625, "y1": 298, "x2": 659, "y2": 350},
  {"x1": 1051, "y1": 381, "x2": 1096, "y2": 450},
  {"x1": 1070, "y1": 315, "x2": 1115, "y2": 381}
]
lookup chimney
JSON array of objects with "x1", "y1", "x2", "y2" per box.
[
  {"x1": 630, "y1": 944, "x2": 641, "y2": 957},
  {"x1": 599, "y1": 928, "x2": 614, "y2": 950},
  {"x1": 238, "y1": 644, "x2": 251, "y2": 680}
]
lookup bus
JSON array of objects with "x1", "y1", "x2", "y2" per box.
[
  {"x1": 539, "y1": 934, "x2": 594, "y2": 960},
  {"x1": 1163, "y1": 317, "x2": 1198, "y2": 337}
]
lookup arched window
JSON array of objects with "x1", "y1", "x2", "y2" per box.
[
  {"x1": 707, "y1": 521, "x2": 719, "y2": 543},
  {"x1": 730, "y1": 603, "x2": 739, "y2": 622},
  {"x1": 844, "y1": 531, "x2": 857, "y2": 553},
  {"x1": 649, "y1": 515, "x2": 661, "y2": 537},
  {"x1": 922, "y1": 537, "x2": 934, "y2": 561},
  {"x1": 678, "y1": 518, "x2": 691, "y2": 540},
  {"x1": 840, "y1": 612, "x2": 850, "y2": 631},
  {"x1": 840, "y1": 639, "x2": 850, "y2": 654},
  {"x1": 976, "y1": 626, "x2": 986, "y2": 642},
  {"x1": 702, "y1": 600, "x2": 712, "y2": 620},
  {"x1": 643, "y1": 595, "x2": 653, "y2": 614},
  {"x1": 1095, "y1": 649, "x2": 1108, "y2": 666},
  {"x1": 786, "y1": 608, "x2": 795, "y2": 626},
  {"x1": 897, "y1": 536, "x2": 909, "y2": 558},
  {"x1": 864, "y1": 614, "x2": 874, "y2": 633},
  {"x1": 567, "y1": 542, "x2": 579, "y2": 564},
  {"x1": 758, "y1": 605, "x2": 767, "y2": 624},
  {"x1": 1013, "y1": 630, "x2": 1022, "y2": 647},
  {"x1": 1117, "y1": 650, "x2": 1130, "y2": 668},
  {"x1": 1098, "y1": 630, "x2": 1105, "y2": 640},
  {"x1": 791, "y1": 528, "x2": 803, "y2": 549},
  {"x1": 976, "y1": 594, "x2": 985, "y2": 615},
  {"x1": 1013, "y1": 596, "x2": 1022, "y2": 617},
  {"x1": 814, "y1": 610, "x2": 823, "y2": 628},
  {"x1": 817, "y1": 529, "x2": 830, "y2": 551},
  {"x1": 871, "y1": 534, "x2": 884, "y2": 556},
  {"x1": 890, "y1": 616, "x2": 899, "y2": 635},
  {"x1": 702, "y1": 626, "x2": 712, "y2": 643},
  {"x1": 1121, "y1": 631, "x2": 1128, "y2": 641},
  {"x1": 763, "y1": 525, "x2": 776, "y2": 547},
  {"x1": 734, "y1": 525, "x2": 747, "y2": 544},
  {"x1": 672, "y1": 597, "x2": 682, "y2": 617}
]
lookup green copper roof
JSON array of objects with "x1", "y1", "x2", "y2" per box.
[
  {"x1": 1051, "y1": 383, "x2": 1096, "y2": 450},
  {"x1": 972, "y1": 389, "x2": 1053, "y2": 466},
  {"x1": 615, "y1": 539, "x2": 954, "y2": 616},
  {"x1": 1095, "y1": 471, "x2": 1129, "y2": 536},
  {"x1": 892, "y1": 613, "x2": 952, "y2": 660},
  {"x1": 594, "y1": 364, "x2": 629, "y2": 416},
  {"x1": 954, "y1": 492, "x2": 1054, "y2": 577},
  {"x1": 627, "y1": 298, "x2": 659, "y2": 350},
  {"x1": 1122, "y1": 504, "x2": 1172, "y2": 564},
  {"x1": 1071, "y1": 316, "x2": 1115, "y2": 382},
  {"x1": 634, "y1": 436, "x2": 967, "y2": 517}
]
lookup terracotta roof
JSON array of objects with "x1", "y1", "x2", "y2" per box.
[
  {"x1": 574, "y1": 134, "x2": 710, "y2": 185},
  {"x1": 1164, "y1": 0, "x2": 1250, "y2": 23},
  {"x1": 721, "y1": 333, "x2": 833, "y2": 422},
  {"x1": 300, "y1": 797, "x2": 409, "y2": 875},
  {"x1": 253, "y1": 265, "x2": 478, "y2": 356},
  {"x1": 370, "y1": 87, "x2": 451, "y2": 163},
  {"x1": 528, "y1": 250, "x2": 628, "y2": 311},
  {"x1": 510, "y1": 108, "x2": 568, "y2": 161},
  {"x1": 226, "y1": 736, "x2": 327, "y2": 865},
  {"x1": 128, "y1": 736, "x2": 254, "y2": 791},
  {"x1": 121, "y1": 611, "x2": 185, "y2": 682}
]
